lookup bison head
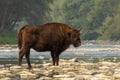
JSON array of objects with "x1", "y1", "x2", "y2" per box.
[{"x1": 68, "y1": 29, "x2": 81, "y2": 47}]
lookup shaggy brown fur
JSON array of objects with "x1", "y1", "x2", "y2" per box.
[{"x1": 18, "y1": 22, "x2": 81, "y2": 69}]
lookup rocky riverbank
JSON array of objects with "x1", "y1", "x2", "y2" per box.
[{"x1": 0, "y1": 58, "x2": 120, "y2": 80}]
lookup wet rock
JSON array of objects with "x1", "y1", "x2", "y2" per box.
[
  {"x1": 18, "y1": 71, "x2": 36, "y2": 79},
  {"x1": 45, "y1": 70, "x2": 59, "y2": 77},
  {"x1": 113, "y1": 73, "x2": 120, "y2": 79},
  {"x1": 43, "y1": 63, "x2": 52, "y2": 66},
  {"x1": 49, "y1": 66, "x2": 62, "y2": 71},
  {"x1": 0, "y1": 77, "x2": 11, "y2": 80},
  {"x1": 10, "y1": 65, "x2": 22, "y2": 72},
  {"x1": 53, "y1": 74, "x2": 74, "y2": 78},
  {"x1": 99, "y1": 66, "x2": 109, "y2": 70},
  {"x1": 0, "y1": 58, "x2": 120, "y2": 80},
  {"x1": 75, "y1": 75, "x2": 91, "y2": 80},
  {"x1": 0, "y1": 72, "x2": 6, "y2": 78},
  {"x1": 99, "y1": 61, "x2": 117, "y2": 66},
  {"x1": 0, "y1": 69, "x2": 11, "y2": 78},
  {"x1": 68, "y1": 58, "x2": 78, "y2": 62},
  {"x1": 59, "y1": 78, "x2": 75, "y2": 80},
  {"x1": 0, "y1": 64, "x2": 4, "y2": 68},
  {"x1": 91, "y1": 74, "x2": 114, "y2": 80},
  {"x1": 80, "y1": 62, "x2": 95, "y2": 67},
  {"x1": 63, "y1": 68, "x2": 79, "y2": 74},
  {"x1": 5, "y1": 64, "x2": 12, "y2": 67},
  {"x1": 31, "y1": 68, "x2": 40, "y2": 74},
  {"x1": 10, "y1": 65, "x2": 22, "y2": 69},
  {"x1": 37, "y1": 76, "x2": 53, "y2": 80}
]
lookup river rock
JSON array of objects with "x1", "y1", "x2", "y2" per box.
[
  {"x1": 59, "y1": 78, "x2": 75, "y2": 80},
  {"x1": 18, "y1": 71, "x2": 36, "y2": 79},
  {"x1": 0, "y1": 69, "x2": 11, "y2": 78},
  {"x1": 91, "y1": 74, "x2": 114, "y2": 80},
  {"x1": 48, "y1": 66, "x2": 62, "y2": 71},
  {"x1": 37, "y1": 76, "x2": 53, "y2": 80},
  {"x1": 99, "y1": 66, "x2": 109, "y2": 70},
  {"x1": 0, "y1": 64, "x2": 4, "y2": 68},
  {"x1": 63, "y1": 68, "x2": 79, "y2": 73},
  {"x1": 80, "y1": 62, "x2": 95, "y2": 67},
  {"x1": 113, "y1": 73, "x2": 120, "y2": 79},
  {"x1": 31, "y1": 68, "x2": 40, "y2": 74},
  {"x1": 0, "y1": 77, "x2": 11, "y2": 80},
  {"x1": 10, "y1": 65, "x2": 22, "y2": 69},
  {"x1": 68, "y1": 58, "x2": 78, "y2": 62},
  {"x1": 99, "y1": 61, "x2": 117, "y2": 66},
  {"x1": 10, "y1": 65, "x2": 22, "y2": 72},
  {"x1": 75, "y1": 75, "x2": 91, "y2": 80},
  {"x1": 53, "y1": 74, "x2": 74, "y2": 78},
  {"x1": 43, "y1": 63, "x2": 52, "y2": 66}
]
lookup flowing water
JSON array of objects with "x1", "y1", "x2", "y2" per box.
[{"x1": 0, "y1": 41, "x2": 120, "y2": 64}]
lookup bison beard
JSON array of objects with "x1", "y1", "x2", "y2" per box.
[{"x1": 18, "y1": 22, "x2": 81, "y2": 69}]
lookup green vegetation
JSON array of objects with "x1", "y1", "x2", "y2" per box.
[
  {"x1": 50, "y1": 0, "x2": 120, "y2": 40},
  {"x1": 0, "y1": 30, "x2": 17, "y2": 44},
  {"x1": 0, "y1": 0, "x2": 120, "y2": 44}
]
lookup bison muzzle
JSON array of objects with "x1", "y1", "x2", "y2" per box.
[{"x1": 18, "y1": 22, "x2": 81, "y2": 69}]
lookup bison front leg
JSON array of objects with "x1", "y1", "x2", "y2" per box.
[
  {"x1": 51, "y1": 52, "x2": 55, "y2": 65},
  {"x1": 51, "y1": 51, "x2": 60, "y2": 66},
  {"x1": 56, "y1": 55, "x2": 59, "y2": 66}
]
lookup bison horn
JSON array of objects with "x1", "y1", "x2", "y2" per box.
[{"x1": 78, "y1": 27, "x2": 82, "y2": 31}]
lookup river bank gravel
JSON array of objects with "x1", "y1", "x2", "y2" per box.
[{"x1": 0, "y1": 58, "x2": 120, "y2": 80}]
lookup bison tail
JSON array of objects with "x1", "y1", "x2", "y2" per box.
[{"x1": 17, "y1": 28, "x2": 23, "y2": 50}]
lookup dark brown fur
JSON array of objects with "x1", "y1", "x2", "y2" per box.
[{"x1": 18, "y1": 22, "x2": 81, "y2": 68}]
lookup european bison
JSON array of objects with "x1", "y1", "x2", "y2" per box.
[{"x1": 18, "y1": 22, "x2": 81, "y2": 69}]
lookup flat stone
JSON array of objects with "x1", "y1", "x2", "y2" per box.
[
  {"x1": 113, "y1": 73, "x2": 120, "y2": 79},
  {"x1": 18, "y1": 70, "x2": 37, "y2": 79},
  {"x1": 59, "y1": 78, "x2": 75, "y2": 80},
  {"x1": 0, "y1": 70, "x2": 11, "y2": 78},
  {"x1": 99, "y1": 61, "x2": 117, "y2": 66},
  {"x1": 0, "y1": 73, "x2": 6, "y2": 78},
  {"x1": 43, "y1": 63, "x2": 52, "y2": 66},
  {"x1": 17, "y1": 71, "x2": 32, "y2": 75},
  {"x1": 48, "y1": 66, "x2": 62, "y2": 71},
  {"x1": 20, "y1": 74, "x2": 28, "y2": 79},
  {"x1": 10, "y1": 66, "x2": 22, "y2": 72},
  {"x1": 75, "y1": 75, "x2": 91, "y2": 80},
  {"x1": 0, "y1": 77, "x2": 11, "y2": 80},
  {"x1": 63, "y1": 68, "x2": 79, "y2": 73},
  {"x1": 31, "y1": 68, "x2": 40, "y2": 73},
  {"x1": 68, "y1": 58, "x2": 78, "y2": 62},
  {"x1": 37, "y1": 76, "x2": 53, "y2": 80},
  {"x1": 10, "y1": 66, "x2": 22, "y2": 69},
  {"x1": 0, "y1": 70, "x2": 10, "y2": 73},
  {"x1": 53, "y1": 74, "x2": 74, "y2": 78},
  {"x1": 80, "y1": 63, "x2": 95, "y2": 67},
  {"x1": 0, "y1": 64, "x2": 4, "y2": 68},
  {"x1": 99, "y1": 66, "x2": 109, "y2": 70}
]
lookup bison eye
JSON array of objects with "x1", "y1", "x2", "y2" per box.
[{"x1": 73, "y1": 34, "x2": 77, "y2": 38}]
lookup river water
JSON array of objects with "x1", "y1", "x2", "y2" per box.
[{"x1": 0, "y1": 41, "x2": 120, "y2": 63}]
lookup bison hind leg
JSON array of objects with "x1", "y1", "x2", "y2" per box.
[
  {"x1": 18, "y1": 45, "x2": 31, "y2": 68},
  {"x1": 18, "y1": 48, "x2": 25, "y2": 66},
  {"x1": 25, "y1": 51, "x2": 32, "y2": 69}
]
